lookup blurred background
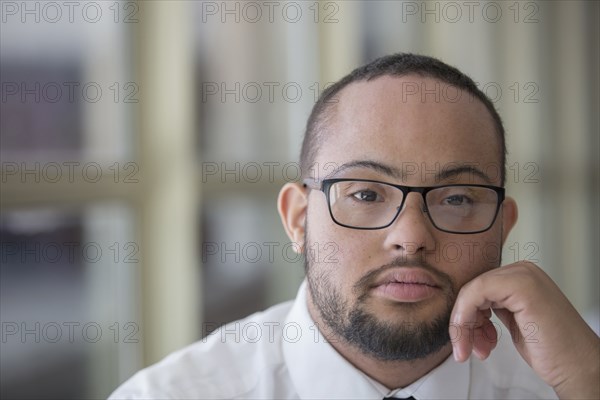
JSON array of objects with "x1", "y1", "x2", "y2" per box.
[{"x1": 1, "y1": 0, "x2": 598, "y2": 398}]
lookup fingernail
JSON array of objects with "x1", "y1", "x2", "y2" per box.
[{"x1": 453, "y1": 346, "x2": 461, "y2": 362}]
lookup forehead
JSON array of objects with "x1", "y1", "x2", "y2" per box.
[{"x1": 316, "y1": 75, "x2": 502, "y2": 185}]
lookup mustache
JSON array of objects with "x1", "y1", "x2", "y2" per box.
[{"x1": 353, "y1": 257, "x2": 456, "y2": 296}]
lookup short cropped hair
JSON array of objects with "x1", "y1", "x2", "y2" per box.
[{"x1": 300, "y1": 53, "x2": 506, "y2": 185}]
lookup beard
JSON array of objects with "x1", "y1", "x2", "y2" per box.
[{"x1": 305, "y1": 247, "x2": 458, "y2": 361}]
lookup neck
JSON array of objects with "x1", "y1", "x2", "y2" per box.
[{"x1": 306, "y1": 291, "x2": 453, "y2": 389}]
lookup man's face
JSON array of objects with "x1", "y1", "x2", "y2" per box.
[{"x1": 304, "y1": 75, "x2": 507, "y2": 361}]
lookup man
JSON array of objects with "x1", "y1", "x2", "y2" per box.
[{"x1": 110, "y1": 53, "x2": 599, "y2": 399}]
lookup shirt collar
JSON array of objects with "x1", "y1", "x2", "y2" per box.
[
  {"x1": 282, "y1": 280, "x2": 471, "y2": 400},
  {"x1": 385, "y1": 355, "x2": 470, "y2": 399}
]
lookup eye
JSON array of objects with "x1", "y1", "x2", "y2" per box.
[
  {"x1": 443, "y1": 194, "x2": 472, "y2": 206},
  {"x1": 352, "y1": 190, "x2": 381, "y2": 202}
]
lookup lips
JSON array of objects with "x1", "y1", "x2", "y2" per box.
[
  {"x1": 370, "y1": 268, "x2": 441, "y2": 302},
  {"x1": 372, "y1": 268, "x2": 440, "y2": 288}
]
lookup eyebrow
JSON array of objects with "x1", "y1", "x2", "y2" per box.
[
  {"x1": 327, "y1": 160, "x2": 403, "y2": 179},
  {"x1": 327, "y1": 160, "x2": 494, "y2": 184},
  {"x1": 437, "y1": 165, "x2": 493, "y2": 184}
]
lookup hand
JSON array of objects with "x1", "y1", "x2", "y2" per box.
[{"x1": 450, "y1": 261, "x2": 600, "y2": 399}]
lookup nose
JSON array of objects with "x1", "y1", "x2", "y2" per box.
[{"x1": 382, "y1": 192, "x2": 436, "y2": 255}]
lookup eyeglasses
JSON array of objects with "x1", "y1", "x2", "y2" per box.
[{"x1": 303, "y1": 178, "x2": 505, "y2": 234}]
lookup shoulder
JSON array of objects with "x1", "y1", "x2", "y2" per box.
[
  {"x1": 109, "y1": 300, "x2": 295, "y2": 400},
  {"x1": 470, "y1": 323, "x2": 557, "y2": 399}
]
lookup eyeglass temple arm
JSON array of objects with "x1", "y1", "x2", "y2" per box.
[{"x1": 302, "y1": 178, "x2": 321, "y2": 190}]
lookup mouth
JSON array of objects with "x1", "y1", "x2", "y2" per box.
[{"x1": 370, "y1": 268, "x2": 442, "y2": 302}]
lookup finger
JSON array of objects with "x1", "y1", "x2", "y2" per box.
[
  {"x1": 451, "y1": 265, "x2": 534, "y2": 326},
  {"x1": 472, "y1": 317, "x2": 498, "y2": 360},
  {"x1": 493, "y1": 308, "x2": 515, "y2": 332},
  {"x1": 451, "y1": 309, "x2": 497, "y2": 362},
  {"x1": 480, "y1": 307, "x2": 492, "y2": 319},
  {"x1": 493, "y1": 308, "x2": 522, "y2": 345},
  {"x1": 450, "y1": 273, "x2": 525, "y2": 362}
]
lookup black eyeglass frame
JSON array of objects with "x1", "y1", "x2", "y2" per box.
[{"x1": 303, "y1": 178, "x2": 506, "y2": 234}]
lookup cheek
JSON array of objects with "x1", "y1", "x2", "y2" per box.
[
  {"x1": 307, "y1": 215, "x2": 378, "y2": 285},
  {"x1": 436, "y1": 233, "x2": 503, "y2": 289}
]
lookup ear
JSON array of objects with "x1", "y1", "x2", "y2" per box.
[
  {"x1": 500, "y1": 196, "x2": 518, "y2": 245},
  {"x1": 277, "y1": 182, "x2": 308, "y2": 251}
]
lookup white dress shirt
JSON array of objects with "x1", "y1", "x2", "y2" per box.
[{"x1": 109, "y1": 280, "x2": 557, "y2": 399}]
